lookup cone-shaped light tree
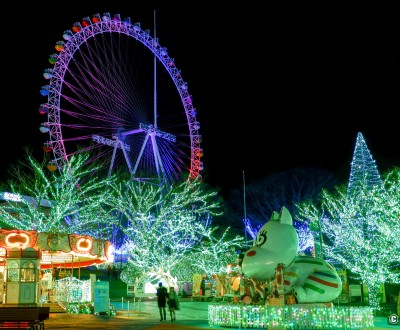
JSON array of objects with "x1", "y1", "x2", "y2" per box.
[
  {"x1": 347, "y1": 132, "x2": 384, "y2": 197},
  {"x1": 297, "y1": 133, "x2": 400, "y2": 310}
]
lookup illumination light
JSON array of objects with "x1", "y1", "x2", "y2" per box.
[
  {"x1": 76, "y1": 238, "x2": 92, "y2": 252},
  {"x1": 5, "y1": 232, "x2": 30, "y2": 248}
]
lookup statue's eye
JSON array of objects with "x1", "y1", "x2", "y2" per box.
[{"x1": 256, "y1": 229, "x2": 267, "y2": 247}]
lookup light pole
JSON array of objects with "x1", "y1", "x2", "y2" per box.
[{"x1": 243, "y1": 170, "x2": 248, "y2": 246}]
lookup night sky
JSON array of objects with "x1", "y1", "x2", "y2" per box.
[{"x1": 2, "y1": 2, "x2": 399, "y2": 196}]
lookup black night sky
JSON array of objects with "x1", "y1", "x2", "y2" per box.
[{"x1": 2, "y1": 2, "x2": 399, "y2": 196}]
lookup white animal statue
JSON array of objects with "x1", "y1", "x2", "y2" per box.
[{"x1": 240, "y1": 206, "x2": 342, "y2": 304}]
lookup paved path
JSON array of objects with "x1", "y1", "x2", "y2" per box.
[
  {"x1": 42, "y1": 300, "x2": 399, "y2": 329},
  {"x1": 44, "y1": 300, "x2": 210, "y2": 329}
]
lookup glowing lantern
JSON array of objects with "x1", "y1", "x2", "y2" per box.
[
  {"x1": 43, "y1": 69, "x2": 53, "y2": 79},
  {"x1": 133, "y1": 22, "x2": 141, "y2": 32},
  {"x1": 92, "y1": 13, "x2": 101, "y2": 23},
  {"x1": 62, "y1": 30, "x2": 73, "y2": 41},
  {"x1": 195, "y1": 149, "x2": 204, "y2": 157},
  {"x1": 102, "y1": 12, "x2": 111, "y2": 21},
  {"x1": 47, "y1": 162, "x2": 58, "y2": 171},
  {"x1": 55, "y1": 41, "x2": 65, "y2": 52},
  {"x1": 39, "y1": 124, "x2": 50, "y2": 133},
  {"x1": 38, "y1": 104, "x2": 48, "y2": 115},
  {"x1": 72, "y1": 22, "x2": 82, "y2": 33},
  {"x1": 43, "y1": 143, "x2": 52, "y2": 153},
  {"x1": 48, "y1": 54, "x2": 58, "y2": 64},
  {"x1": 112, "y1": 14, "x2": 121, "y2": 21},
  {"x1": 40, "y1": 85, "x2": 51, "y2": 96},
  {"x1": 81, "y1": 17, "x2": 91, "y2": 27}
]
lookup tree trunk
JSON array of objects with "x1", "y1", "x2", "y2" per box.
[{"x1": 364, "y1": 281, "x2": 381, "y2": 310}]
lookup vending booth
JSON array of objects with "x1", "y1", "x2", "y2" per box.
[{"x1": 5, "y1": 247, "x2": 40, "y2": 304}]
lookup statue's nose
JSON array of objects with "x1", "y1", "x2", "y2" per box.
[{"x1": 246, "y1": 250, "x2": 257, "y2": 257}]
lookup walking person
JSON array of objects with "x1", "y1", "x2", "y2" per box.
[
  {"x1": 200, "y1": 276, "x2": 206, "y2": 296},
  {"x1": 156, "y1": 282, "x2": 168, "y2": 321},
  {"x1": 167, "y1": 286, "x2": 180, "y2": 321}
]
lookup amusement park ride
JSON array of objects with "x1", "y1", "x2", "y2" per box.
[
  {"x1": 1, "y1": 9, "x2": 202, "y2": 309},
  {"x1": 0, "y1": 228, "x2": 112, "y2": 305}
]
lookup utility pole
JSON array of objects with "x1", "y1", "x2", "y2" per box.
[{"x1": 243, "y1": 170, "x2": 248, "y2": 246}]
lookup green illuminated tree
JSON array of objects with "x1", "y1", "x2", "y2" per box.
[
  {"x1": 1, "y1": 148, "x2": 243, "y2": 283},
  {"x1": 297, "y1": 177, "x2": 400, "y2": 310},
  {"x1": 0, "y1": 147, "x2": 115, "y2": 238},
  {"x1": 173, "y1": 226, "x2": 244, "y2": 280},
  {"x1": 378, "y1": 167, "x2": 400, "y2": 261},
  {"x1": 297, "y1": 133, "x2": 400, "y2": 310},
  {"x1": 105, "y1": 177, "x2": 242, "y2": 281}
]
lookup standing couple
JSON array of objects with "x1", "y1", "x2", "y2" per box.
[{"x1": 156, "y1": 282, "x2": 180, "y2": 321}]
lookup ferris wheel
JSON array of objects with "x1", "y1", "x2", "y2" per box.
[{"x1": 39, "y1": 12, "x2": 203, "y2": 186}]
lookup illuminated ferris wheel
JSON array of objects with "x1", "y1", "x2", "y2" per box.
[{"x1": 39, "y1": 12, "x2": 203, "y2": 186}]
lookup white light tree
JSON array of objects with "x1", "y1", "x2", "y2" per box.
[
  {"x1": 347, "y1": 132, "x2": 384, "y2": 197},
  {"x1": 176, "y1": 226, "x2": 244, "y2": 280},
  {"x1": 1, "y1": 148, "x2": 243, "y2": 284},
  {"x1": 298, "y1": 183, "x2": 400, "y2": 310},
  {"x1": 104, "y1": 177, "x2": 242, "y2": 282},
  {"x1": 377, "y1": 167, "x2": 400, "y2": 264},
  {"x1": 297, "y1": 132, "x2": 400, "y2": 310},
  {"x1": 0, "y1": 148, "x2": 115, "y2": 238}
]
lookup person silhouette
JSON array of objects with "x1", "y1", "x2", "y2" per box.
[
  {"x1": 167, "y1": 286, "x2": 180, "y2": 321},
  {"x1": 200, "y1": 276, "x2": 206, "y2": 295},
  {"x1": 156, "y1": 282, "x2": 168, "y2": 321}
]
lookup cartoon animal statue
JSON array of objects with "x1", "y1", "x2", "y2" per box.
[{"x1": 240, "y1": 206, "x2": 342, "y2": 304}]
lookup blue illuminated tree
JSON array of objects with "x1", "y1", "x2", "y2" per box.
[{"x1": 231, "y1": 168, "x2": 337, "y2": 254}]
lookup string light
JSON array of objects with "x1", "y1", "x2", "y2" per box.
[
  {"x1": 298, "y1": 133, "x2": 400, "y2": 310},
  {"x1": 208, "y1": 304, "x2": 374, "y2": 329}
]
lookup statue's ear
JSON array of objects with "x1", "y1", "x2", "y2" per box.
[
  {"x1": 270, "y1": 211, "x2": 279, "y2": 221},
  {"x1": 279, "y1": 206, "x2": 292, "y2": 225}
]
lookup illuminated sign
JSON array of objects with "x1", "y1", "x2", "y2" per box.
[{"x1": 3, "y1": 192, "x2": 22, "y2": 202}]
